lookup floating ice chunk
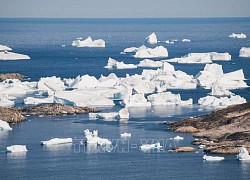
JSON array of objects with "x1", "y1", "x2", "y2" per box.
[
  {"x1": 121, "y1": 94, "x2": 151, "y2": 107},
  {"x1": 89, "y1": 112, "x2": 119, "y2": 120},
  {"x1": 140, "y1": 142, "x2": 163, "y2": 152},
  {"x1": 166, "y1": 53, "x2": 212, "y2": 64},
  {"x1": 0, "y1": 45, "x2": 12, "y2": 51},
  {"x1": 71, "y1": 75, "x2": 99, "y2": 89},
  {"x1": 173, "y1": 136, "x2": 184, "y2": 140},
  {"x1": 239, "y1": 47, "x2": 250, "y2": 57},
  {"x1": 72, "y1": 36, "x2": 105, "y2": 48},
  {"x1": 118, "y1": 108, "x2": 129, "y2": 119},
  {"x1": 37, "y1": 76, "x2": 65, "y2": 95},
  {"x1": 23, "y1": 96, "x2": 54, "y2": 105},
  {"x1": 165, "y1": 40, "x2": 175, "y2": 44},
  {"x1": 7, "y1": 145, "x2": 27, "y2": 153},
  {"x1": 229, "y1": 33, "x2": 247, "y2": 39},
  {"x1": 237, "y1": 147, "x2": 250, "y2": 161},
  {"x1": 182, "y1": 39, "x2": 191, "y2": 42},
  {"x1": 146, "y1": 33, "x2": 157, "y2": 44},
  {"x1": 161, "y1": 62, "x2": 175, "y2": 72},
  {"x1": 41, "y1": 138, "x2": 73, "y2": 146},
  {"x1": 0, "y1": 51, "x2": 30, "y2": 60},
  {"x1": 84, "y1": 129, "x2": 111, "y2": 145},
  {"x1": 210, "y1": 83, "x2": 232, "y2": 96},
  {"x1": 123, "y1": 47, "x2": 139, "y2": 53},
  {"x1": 104, "y1": 57, "x2": 137, "y2": 69},
  {"x1": 203, "y1": 155, "x2": 224, "y2": 161},
  {"x1": 0, "y1": 94, "x2": 15, "y2": 107},
  {"x1": 209, "y1": 52, "x2": 231, "y2": 61},
  {"x1": 120, "y1": 132, "x2": 131, "y2": 138},
  {"x1": 0, "y1": 120, "x2": 12, "y2": 131},
  {"x1": 134, "y1": 46, "x2": 168, "y2": 58},
  {"x1": 137, "y1": 59, "x2": 163, "y2": 68}
]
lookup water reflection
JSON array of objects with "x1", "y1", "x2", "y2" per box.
[{"x1": 7, "y1": 151, "x2": 27, "y2": 160}]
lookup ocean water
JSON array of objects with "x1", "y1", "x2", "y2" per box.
[{"x1": 0, "y1": 18, "x2": 250, "y2": 180}]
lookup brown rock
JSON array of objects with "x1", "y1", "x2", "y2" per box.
[
  {"x1": 0, "y1": 107, "x2": 26, "y2": 123},
  {"x1": 175, "y1": 126, "x2": 199, "y2": 133},
  {"x1": 169, "y1": 146, "x2": 197, "y2": 153},
  {"x1": 0, "y1": 73, "x2": 24, "y2": 81}
]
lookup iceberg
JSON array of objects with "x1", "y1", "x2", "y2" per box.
[
  {"x1": 146, "y1": 33, "x2": 157, "y2": 44},
  {"x1": 203, "y1": 155, "x2": 224, "y2": 161},
  {"x1": 210, "y1": 83, "x2": 232, "y2": 96},
  {"x1": 23, "y1": 96, "x2": 54, "y2": 105},
  {"x1": 37, "y1": 76, "x2": 65, "y2": 95},
  {"x1": 0, "y1": 45, "x2": 12, "y2": 51},
  {"x1": 104, "y1": 57, "x2": 137, "y2": 69},
  {"x1": 137, "y1": 59, "x2": 163, "y2": 68},
  {"x1": 229, "y1": 33, "x2": 247, "y2": 39},
  {"x1": 0, "y1": 120, "x2": 12, "y2": 131},
  {"x1": 84, "y1": 129, "x2": 111, "y2": 145},
  {"x1": 41, "y1": 138, "x2": 73, "y2": 146},
  {"x1": 0, "y1": 94, "x2": 15, "y2": 107},
  {"x1": 120, "y1": 94, "x2": 151, "y2": 107},
  {"x1": 239, "y1": 47, "x2": 250, "y2": 57},
  {"x1": 166, "y1": 53, "x2": 212, "y2": 64},
  {"x1": 0, "y1": 51, "x2": 30, "y2": 60},
  {"x1": 237, "y1": 147, "x2": 250, "y2": 161},
  {"x1": 89, "y1": 108, "x2": 129, "y2": 120},
  {"x1": 70, "y1": 75, "x2": 99, "y2": 89},
  {"x1": 6, "y1": 145, "x2": 28, "y2": 153},
  {"x1": 72, "y1": 36, "x2": 105, "y2": 48},
  {"x1": 123, "y1": 47, "x2": 139, "y2": 53},
  {"x1": 120, "y1": 132, "x2": 131, "y2": 138},
  {"x1": 182, "y1": 39, "x2": 191, "y2": 42},
  {"x1": 140, "y1": 142, "x2": 163, "y2": 152},
  {"x1": 209, "y1": 52, "x2": 231, "y2": 61},
  {"x1": 173, "y1": 136, "x2": 184, "y2": 140},
  {"x1": 134, "y1": 46, "x2": 168, "y2": 58}
]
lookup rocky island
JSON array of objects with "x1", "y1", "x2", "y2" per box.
[
  {"x1": 0, "y1": 73, "x2": 24, "y2": 81},
  {"x1": 164, "y1": 102, "x2": 250, "y2": 154}
]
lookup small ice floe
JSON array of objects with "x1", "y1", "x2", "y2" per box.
[
  {"x1": 165, "y1": 40, "x2": 175, "y2": 44},
  {"x1": 203, "y1": 155, "x2": 224, "y2": 161},
  {"x1": 84, "y1": 129, "x2": 111, "y2": 145},
  {"x1": 72, "y1": 36, "x2": 105, "y2": 48},
  {"x1": 229, "y1": 33, "x2": 247, "y2": 39},
  {"x1": 182, "y1": 39, "x2": 191, "y2": 42},
  {"x1": 146, "y1": 33, "x2": 158, "y2": 44},
  {"x1": 0, "y1": 120, "x2": 12, "y2": 131},
  {"x1": 89, "y1": 108, "x2": 129, "y2": 120},
  {"x1": 23, "y1": 96, "x2": 54, "y2": 105},
  {"x1": 173, "y1": 136, "x2": 184, "y2": 140},
  {"x1": 239, "y1": 47, "x2": 250, "y2": 58},
  {"x1": 140, "y1": 142, "x2": 163, "y2": 152},
  {"x1": 41, "y1": 138, "x2": 73, "y2": 146},
  {"x1": 120, "y1": 132, "x2": 131, "y2": 138},
  {"x1": 237, "y1": 147, "x2": 250, "y2": 161},
  {"x1": 6, "y1": 145, "x2": 28, "y2": 153},
  {"x1": 137, "y1": 59, "x2": 163, "y2": 68},
  {"x1": 104, "y1": 57, "x2": 137, "y2": 69},
  {"x1": 199, "y1": 145, "x2": 206, "y2": 149},
  {"x1": 0, "y1": 46, "x2": 30, "y2": 60}
]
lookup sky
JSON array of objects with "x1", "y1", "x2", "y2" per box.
[{"x1": 0, "y1": 0, "x2": 250, "y2": 18}]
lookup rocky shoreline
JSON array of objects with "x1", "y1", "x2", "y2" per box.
[
  {"x1": 163, "y1": 102, "x2": 250, "y2": 154},
  {"x1": 0, "y1": 73, "x2": 24, "y2": 81},
  {"x1": 0, "y1": 103, "x2": 98, "y2": 123}
]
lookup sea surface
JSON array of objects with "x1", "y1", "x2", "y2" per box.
[{"x1": 0, "y1": 18, "x2": 250, "y2": 180}]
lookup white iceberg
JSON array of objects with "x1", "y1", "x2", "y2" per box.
[
  {"x1": 0, "y1": 79, "x2": 33, "y2": 96},
  {"x1": 0, "y1": 120, "x2": 12, "y2": 131},
  {"x1": 173, "y1": 136, "x2": 184, "y2": 140},
  {"x1": 70, "y1": 75, "x2": 99, "y2": 89},
  {"x1": 140, "y1": 142, "x2": 163, "y2": 152},
  {"x1": 203, "y1": 155, "x2": 224, "y2": 161},
  {"x1": 41, "y1": 138, "x2": 73, "y2": 146},
  {"x1": 0, "y1": 45, "x2": 12, "y2": 51},
  {"x1": 209, "y1": 52, "x2": 231, "y2": 61},
  {"x1": 104, "y1": 57, "x2": 137, "y2": 69},
  {"x1": 137, "y1": 59, "x2": 163, "y2": 68},
  {"x1": 23, "y1": 96, "x2": 54, "y2": 105},
  {"x1": 84, "y1": 129, "x2": 111, "y2": 145},
  {"x1": 123, "y1": 47, "x2": 139, "y2": 53},
  {"x1": 0, "y1": 51, "x2": 30, "y2": 60},
  {"x1": 210, "y1": 83, "x2": 233, "y2": 97},
  {"x1": 72, "y1": 36, "x2": 105, "y2": 48},
  {"x1": 37, "y1": 76, "x2": 65, "y2": 95},
  {"x1": 239, "y1": 47, "x2": 250, "y2": 57},
  {"x1": 146, "y1": 33, "x2": 157, "y2": 44},
  {"x1": 89, "y1": 108, "x2": 129, "y2": 120},
  {"x1": 166, "y1": 53, "x2": 212, "y2": 64},
  {"x1": 0, "y1": 94, "x2": 15, "y2": 107},
  {"x1": 182, "y1": 39, "x2": 191, "y2": 42},
  {"x1": 121, "y1": 94, "x2": 151, "y2": 107},
  {"x1": 120, "y1": 132, "x2": 131, "y2": 138},
  {"x1": 165, "y1": 40, "x2": 175, "y2": 44},
  {"x1": 229, "y1": 33, "x2": 247, "y2": 39},
  {"x1": 237, "y1": 147, "x2": 250, "y2": 161},
  {"x1": 134, "y1": 46, "x2": 168, "y2": 58},
  {"x1": 7, "y1": 145, "x2": 28, "y2": 153}
]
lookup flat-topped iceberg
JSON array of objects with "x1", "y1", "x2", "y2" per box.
[
  {"x1": 84, "y1": 129, "x2": 111, "y2": 145},
  {"x1": 134, "y1": 46, "x2": 168, "y2": 58},
  {"x1": 72, "y1": 37, "x2": 105, "y2": 48},
  {"x1": 41, "y1": 138, "x2": 73, "y2": 146},
  {"x1": 0, "y1": 45, "x2": 12, "y2": 51},
  {"x1": 7, "y1": 145, "x2": 28, "y2": 153},
  {"x1": 137, "y1": 59, "x2": 163, "y2": 68},
  {"x1": 209, "y1": 52, "x2": 231, "y2": 61},
  {"x1": 166, "y1": 53, "x2": 212, "y2": 64},
  {"x1": 237, "y1": 147, "x2": 250, "y2": 161},
  {"x1": 23, "y1": 96, "x2": 54, "y2": 105},
  {"x1": 239, "y1": 47, "x2": 250, "y2": 57},
  {"x1": 104, "y1": 57, "x2": 137, "y2": 69},
  {"x1": 146, "y1": 33, "x2": 157, "y2": 44},
  {"x1": 89, "y1": 108, "x2": 129, "y2": 120},
  {"x1": 203, "y1": 155, "x2": 224, "y2": 161},
  {"x1": 182, "y1": 39, "x2": 191, "y2": 42},
  {"x1": 123, "y1": 47, "x2": 139, "y2": 53},
  {"x1": 147, "y1": 92, "x2": 192, "y2": 106},
  {"x1": 0, "y1": 51, "x2": 30, "y2": 60},
  {"x1": 0, "y1": 120, "x2": 12, "y2": 131},
  {"x1": 0, "y1": 94, "x2": 15, "y2": 107},
  {"x1": 229, "y1": 33, "x2": 247, "y2": 39}
]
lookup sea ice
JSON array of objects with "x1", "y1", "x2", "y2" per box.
[
  {"x1": 166, "y1": 53, "x2": 212, "y2": 64},
  {"x1": 104, "y1": 57, "x2": 137, "y2": 69},
  {"x1": 120, "y1": 94, "x2": 151, "y2": 107},
  {"x1": 0, "y1": 94, "x2": 15, "y2": 107},
  {"x1": 137, "y1": 59, "x2": 163, "y2": 68},
  {"x1": 239, "y1": 47, "x2": 250, "y2": 57},
  {"x1": 0, "y1": 51, "x2": 30, "y2": 60},
  {"x1": 146, "y1": 33, "x2": 157, "y2": 44},
  {"x1": 41, "y1": 138, "x2": 73, "y2": 145},
  {"x1": 72, "y1": 37, "x2": 105, "y2": 47},
  {"x1": 23, "y1": 96, "x2": 54, "y2": 105},
  {"x1": 203, "y1": 155, "x2": 224, "y2": 161},
  {"x1": 7, "y1": 145, "x2": 28, "y2": 153},
  {"x1": 209, "y1": 52, "x2": 231, "y2": 61},
  {"x1": 134, "y1": 46, "x2": 168, "y2": 58},
  {"x1": 37, "y1": 76, "x2": 65, "y2": 95}
]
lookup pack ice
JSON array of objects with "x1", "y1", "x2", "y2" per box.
[{"x1": 72, "y1": 37, "x2": 105, "y2": 48}]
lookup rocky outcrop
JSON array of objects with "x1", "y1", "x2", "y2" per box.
[
  {"x1": 0, "y1": 73, "x2": 24, "y2": 81},
  {"x1": 0, "y1": 103, "x2": 98, "y2": 123},
  {"x1": 169, "y1": 146, "x2": 197, "y2": 153},
  {"x1": 164, "y1": 102, "x2": 250, "y2": 154}
]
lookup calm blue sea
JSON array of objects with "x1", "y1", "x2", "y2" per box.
[{"x1": 0, "y1": 18, "x2": 250, "y2": 180}]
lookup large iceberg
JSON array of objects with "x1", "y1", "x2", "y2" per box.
[
  {"x1": 0, "y1": 45, "x2": 12, "y2": 51},
  {"x1": 41, "y1": 138, "x2": 73, "y2": 146},
  {"x1": 70, "y1": 75, "x2": 99, "y2": 89},
  {"x1": 237, "y1": 147, "x2": 250, "y2": 161},
  {"x1": 137, "y1": 59, "x2": 163, "y2": 68},
  {"x1": 229, "y1": 33, "x2": 247, "y2": 39},
  {"x1": 0, "y1": 51, "x2": 30, "y2": 60},
  {"x1": 121, "y1": 94, "x2": 151, "y2": 107},
  {"x1": 0, "y1": 120, "x2": 12, "y2": 131},
  {"x1": 104, "y1": 57, "x2": 137, "y2": 69},
  {"x1": 209, "y1": 52, "x2": 231, "y2": 61},
  {"x1": 239, "y1": 47, "x2": 250, "y2": 57},
  {"x1": 210, "y1": 83, "x2": 232, "y2": 97},
  {"x1": 7, "y1": 145, "x2": 28, "y2": 153},
  {"x1": 166, "y1": 53, "x2": 212, "y2": 64},
  {"x1": 123, "y1": 47, "x2": 139, "y2": 53},
  {"x1": 37, "y1": 76, "x2": 65, "y2": 95},
  {"x1": 146, "y1": 33, "x2": 157, "y2": 44},
  {"x1": 23, "y1": 96, "x2": 54, "y2": 105},
  {"x1": 72, "y1": 37, "x2": 105, "y2": 48},
  {"x1": 84, "y1": 129, "x2": 111, "y2": 145},
  {"x1": 134, "y1": 46, "x2": 168, "y2": 58}
]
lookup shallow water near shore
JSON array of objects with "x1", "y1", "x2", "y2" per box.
[{"x1": 0, "y1": 18, "x2": 250, "y2": 179}]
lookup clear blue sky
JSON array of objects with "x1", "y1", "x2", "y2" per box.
[{"x1": 0, "y1": 0, "x2": 250, "y2": 18}]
